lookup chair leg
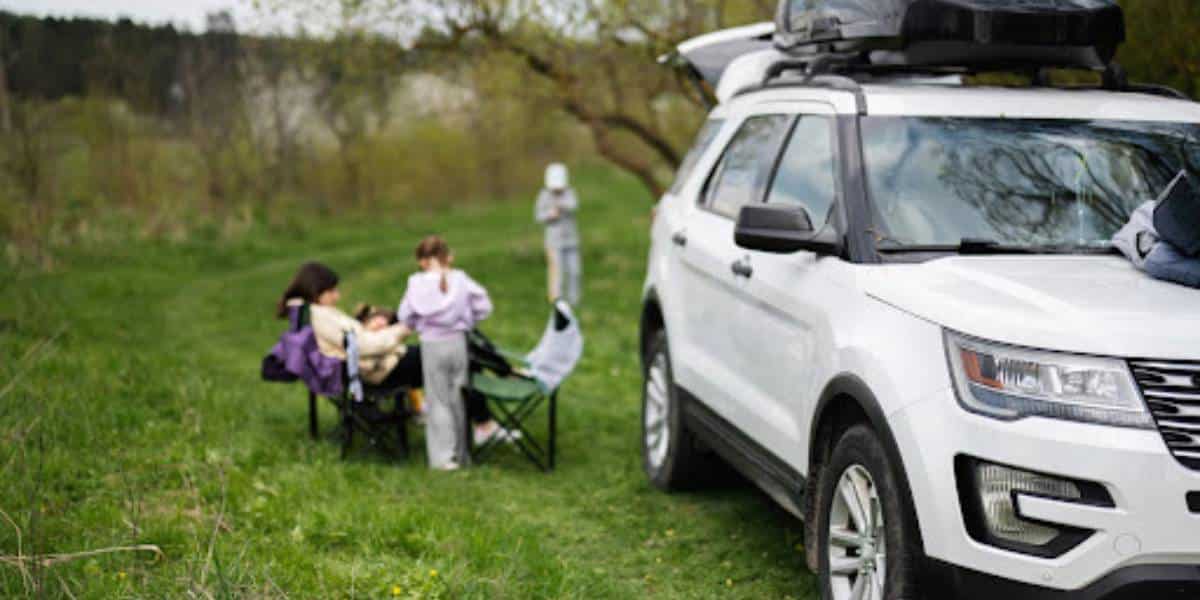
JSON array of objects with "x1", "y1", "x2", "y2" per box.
[
  {"x1": 308, "y1": 391, "x2": 318, "y2": 439},
  {"x1": 549, "y1": 391, "x2": 557, "y2": 471},
  {"x1": 340, "y1": 401, "x2": 353, "y2": 459}
]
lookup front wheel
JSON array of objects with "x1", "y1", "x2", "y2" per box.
[{"x1": 817, "y1": 425, "x2": 921, "y2": 600}]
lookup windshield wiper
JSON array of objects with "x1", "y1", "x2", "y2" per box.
[
  {"x1": 877, "y1": 238, "x2": 1120, "y2": 256},
  {"x1": 877, "y1": 238, "x2": 1037, "y2": 255}
]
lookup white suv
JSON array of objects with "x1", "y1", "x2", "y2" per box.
[{"x1": 639, "y1": 21, "x2": 1200, "y2": 600}]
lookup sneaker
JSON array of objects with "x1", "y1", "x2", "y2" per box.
[
  {"x1": 433, "y1": 461, "x2": 461, "y2": 472},
  {"x1": 473, "y1": 422, "x2": 501, "y2": 446}
]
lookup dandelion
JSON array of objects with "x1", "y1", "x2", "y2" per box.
[
  {"x1": 392, "y1": 585, "x2": 402, "y2": 596},
  {"x1": 429, "y1": 569, "x2": 438, "y2": 578},
  {"x1": 725, "y1": 578, "x2": 733, "y2": 587},
  {"x1": 117, "y1": 571, "x2": 127, "y2": 581}
]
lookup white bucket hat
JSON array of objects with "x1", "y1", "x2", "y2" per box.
[{"x1": 545, "y1": 163, "x2": 569, "y2": 191}]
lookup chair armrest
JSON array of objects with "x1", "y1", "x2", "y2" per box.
[{"x1": 496, "y1": 347, "x2": 531, "y2": 368}]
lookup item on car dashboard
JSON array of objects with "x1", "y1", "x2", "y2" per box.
[
  {"x1": 1112, "y1": 173, "x2": 1200, "y2": 290},
  {"x1": 1153, "y1": 171, "x2": 1200, "y2": 257},
  {"x1": 773, "y1": 0, "x2": 1124, "y2": 70}
]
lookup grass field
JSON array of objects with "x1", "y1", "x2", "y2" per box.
[{"x1": 0, "y1": 167, "x2": 816, "y2": 598}]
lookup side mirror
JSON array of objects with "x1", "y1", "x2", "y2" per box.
[{"x1": 734, "y1": 203, "x2": 842, "y2": 255}]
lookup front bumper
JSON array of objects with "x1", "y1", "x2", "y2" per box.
[{"x1": 892, "y1": 387, "x2": 1200, "y2": 594}]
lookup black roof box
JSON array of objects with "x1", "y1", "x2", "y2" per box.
[{"x1": 774, "y1": 0, "x2": 1125, "y2": 70}]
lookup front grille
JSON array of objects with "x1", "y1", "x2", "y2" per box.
[{"x1": 1130, "y1": 360, "x2": 1200, "y2": 472}]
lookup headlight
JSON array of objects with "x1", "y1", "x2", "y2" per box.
[{"x1": 944, "y1": 330, "x2": 1152, "y2": 429}]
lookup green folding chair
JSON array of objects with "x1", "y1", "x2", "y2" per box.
[{"x1": 467, "y1": 300, "x2": 582, "y2": 472}]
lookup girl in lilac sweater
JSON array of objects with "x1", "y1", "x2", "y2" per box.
[{"x1": 398, "y1": 236, "x2": 492, "y2": 470}]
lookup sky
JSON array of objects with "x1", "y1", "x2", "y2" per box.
[{"x1": 0, "y1": 0, "x2": 276, "y2": 32}]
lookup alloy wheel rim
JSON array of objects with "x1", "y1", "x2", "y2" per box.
[
  {"x1": 644, "y1": 352, "x2": 670, "y2": 470},
  {"x1": 828, "y1": 464, "x2": 887, "y2": 600}
]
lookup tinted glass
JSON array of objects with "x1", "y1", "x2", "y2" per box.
[
  {"x1": 767, "y1": 115, "x2": 838, "y2": 226},
  {"x1": 670, "y1": 119, "x2": 725, "y2": 195},
  {"x1": 705, "y1": 115, "x2": 793, "y2": 219},
  {"x1": 861, "y1": 117, "x2": 1200, "y2": 248}
]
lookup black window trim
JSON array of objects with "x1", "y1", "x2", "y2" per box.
[
  {"x1": 762, "y1": 113, "x2": 845, "y2": 232},
  {"x1": 698, "y1": 113, "x2": 798, "y2": 221}
]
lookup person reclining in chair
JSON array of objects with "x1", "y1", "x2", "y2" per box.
[{"x1": 277, "y1": 262, "x2": 422, "y2": 390}]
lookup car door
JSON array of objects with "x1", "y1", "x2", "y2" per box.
[
  {"x1": 725, "y1": 106, "x2": 844, "y2": 469},
  {"x1": 671, "y1": 113, "x2": 795, "y2": 421}
]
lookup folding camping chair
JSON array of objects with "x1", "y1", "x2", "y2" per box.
[
  {"x1": 262, "y1": 303, "x2": 412, "y2": 461},
  {"x1": 467, "y1": 300, "x2": 583, "y2": 472}
]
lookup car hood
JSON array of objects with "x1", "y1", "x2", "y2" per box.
[{"x1": 864, "y1": 255, "x2": 1200, "y2": 360}]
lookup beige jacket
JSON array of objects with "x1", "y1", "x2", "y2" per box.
[{"x1": 307, "y1": 303, "x2": 409, "y2": 385}]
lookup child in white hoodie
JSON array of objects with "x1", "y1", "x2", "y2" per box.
[{"x1": 398, "y1": 236, "x2": 493, "y2": 470}]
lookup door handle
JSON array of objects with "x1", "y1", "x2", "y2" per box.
[
  {"x1": 671, "y1": 231, "x2": 688, "y2": 248},
  {"x1": 730, "y1": 258, "x2": 753, "y2": 279}
]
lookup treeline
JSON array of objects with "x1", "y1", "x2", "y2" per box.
[
  {"x1": 0, "y1": 12, "x2": 585, "y2": 267},
  {"x1": 0, "y1": 12, "x2": 236, "y2": 114}
]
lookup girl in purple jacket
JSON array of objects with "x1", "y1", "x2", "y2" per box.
[{"x1": 398, "y1": 236, "x2": 493, "y2": 470}]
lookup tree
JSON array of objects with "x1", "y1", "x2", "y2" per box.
[
  {"x1": 270, "y1": 0, "x2": 771, "y2": 200},
  {"x1": 304, "y1": 30, "x2": 406, "y2": 207},
  {"x1": 410, "y1": 0, "x2": 772, "y2": 199}
]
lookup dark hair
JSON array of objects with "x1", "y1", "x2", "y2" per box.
[
  {"x1": 354, "y1": 304, "x2": 397, "y2": 325},
  {"x1": 415, "y1": 235, "x2": 452, "y2": 293},
  {"x1": 277, "y1": 262, "x2": 339, "y2": 318}
]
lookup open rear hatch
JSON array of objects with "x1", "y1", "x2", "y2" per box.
[{"x1": 661, "y1": 21, "x2": 776, "y2": 106}]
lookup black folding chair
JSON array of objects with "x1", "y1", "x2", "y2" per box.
[
  {"x1": 466, "y1": 301, "x2": 582, "y2": 472},
  {"x1": 333, "y1": 329, "x2": 413, "y2": 460},
  {"x1": 264, "y1": 303, "x2": 412, "y2": 461}
]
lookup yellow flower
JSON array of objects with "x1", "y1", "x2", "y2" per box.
[
  {"x1": 665, "y1": 529, "x2": 675, "y2": 537},
  {"x1": 117, "y1": 571, "x2": 127, "y2": 581},
  {"x1": 391, "y1": 585, "x2": 402, "y2": 596},
  {"x1": 429, "y1": 569, "x2": 439, "y2": 578},
  {"x1": 725, "y1": 579, "x2": 733, "y2": 587}
]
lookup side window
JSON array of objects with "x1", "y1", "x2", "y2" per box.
[
  {"x1": 767, "y1": 115, "x2": 838, "y2": 227},
  {"x1": 703, "y1": 115, "x2": 793, "y2": 219},
  {"x1": 669, "y1": 119, "x2": 725, "y2": 195}
]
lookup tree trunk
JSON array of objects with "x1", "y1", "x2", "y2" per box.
[{"x1": 0, "y1": 56, "x2": 11, "y2": 133}]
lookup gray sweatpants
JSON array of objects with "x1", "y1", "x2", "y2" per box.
[
  {"x1": 546, "y1": 244, "x2": 582, "y2": 306},
  {"x1": 421, "y1": 335, "x2": 470, "y2": 469}
]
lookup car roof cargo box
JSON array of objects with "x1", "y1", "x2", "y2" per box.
[{"x1": 774, "y1": 0, "x2": 1125, "y2": 70}]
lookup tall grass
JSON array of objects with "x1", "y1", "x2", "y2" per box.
[{"x1": 0, "y1": 90, "x2": 588, "y2": 269}]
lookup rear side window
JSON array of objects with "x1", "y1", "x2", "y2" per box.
[
  {"x1": 669, "y1": 119, "x2": 725, "y2": 195},
  {"x1": 767, "y1": 115, "x2": 838, "y2": 226},
  {"x1": 703, "y1": 115, "x2": 793, "y2": 219}
]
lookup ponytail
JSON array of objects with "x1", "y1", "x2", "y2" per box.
[{"x1": 415, "y1": 235, "x2": 453, "y2": 294}]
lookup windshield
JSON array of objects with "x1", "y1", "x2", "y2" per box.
[{"x1": 861, "y1": 117, "x2": 1200, "y2": 250}]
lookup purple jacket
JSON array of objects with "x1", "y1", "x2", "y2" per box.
[
  {"x1": 398, "y1": 269, "x2": 493, "y2": 342},
  {"x1": 267, "y1": 306, "x2": 345, "y2": 398}
]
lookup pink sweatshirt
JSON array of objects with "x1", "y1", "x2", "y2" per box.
[{"x1": 397, "y1": 269, "x2": 493, "y2": 342}]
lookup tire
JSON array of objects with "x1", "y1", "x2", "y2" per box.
[
  {"x1": 816, "y1": 424, "x2": 921, "y2": 600},
  {"x1": 641, "y1": 330, "x2": 707, "y2": 491}
]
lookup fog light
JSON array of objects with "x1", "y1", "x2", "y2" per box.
[{"x1": 976, "y1": 463, "x2": 1081, "y2": 546}]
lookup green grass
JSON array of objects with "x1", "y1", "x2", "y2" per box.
[{"x1": 0, "y1": 167, "x2": 815, "y2": 598}]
